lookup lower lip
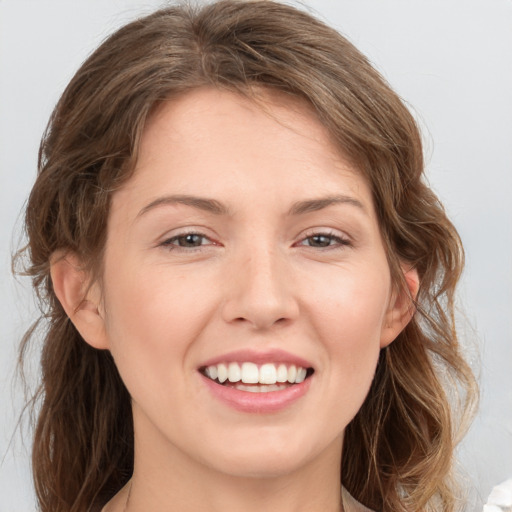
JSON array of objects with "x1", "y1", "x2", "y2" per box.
[{"x1": 200, "y1": 374, "x2": 312, "y2": 413}]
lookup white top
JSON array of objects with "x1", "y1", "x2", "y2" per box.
[{"x1": 342, "y1": 487, "x2": 375, "y2": 512}]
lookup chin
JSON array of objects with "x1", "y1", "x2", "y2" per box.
[
  {"x1": 199, "y1": 432, "x2": 338, "y2": 480},
  {"x1": 214, "y1": 454, "x2": 311, "y2": 480}
]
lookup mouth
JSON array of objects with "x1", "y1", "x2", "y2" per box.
[{"x1": 199, "y1": 362, "x2": 315, "y2": 393}]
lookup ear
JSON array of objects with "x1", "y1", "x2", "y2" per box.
[
  {"x1": 380, "y1": 264, "x2": 419, "y2": 348},
  {"x1": 50, "y1": 251, "x2": 109, "y2": 350}
]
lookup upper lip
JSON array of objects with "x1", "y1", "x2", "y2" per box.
[{"x1": 199, "y1": 349, "x2": 314, "y2": 369}]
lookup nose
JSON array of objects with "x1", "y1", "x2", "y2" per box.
[{"x1": 221, "y1": 246, "x2": 300, "y2": 331}]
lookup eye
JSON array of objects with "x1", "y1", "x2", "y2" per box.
[
  {"x1": 161, "y1": 232, "x2": 212, "y2": 249},
  {"x1": 298, "y1": 231, "x2": 351, "y2": 249}
]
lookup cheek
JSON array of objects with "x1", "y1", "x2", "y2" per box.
[
  {"x1": 312, "y1": 261, "x2": 390, "y2": 331},
  {"x1": 104, "y1": 260, "x2": 210, "y2": 334},
  {"x1": 306, "y1": 263, "x2": 390, "y2": 379},
  {"x1": 101, "y1": 264, "x2": 211, "y2": 389}
]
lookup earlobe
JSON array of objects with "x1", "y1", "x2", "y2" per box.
[
  {"x1": 50, "y1": 251, "x2": 109, "y2": 350},
  {"x1": 380, "y1": 265, "x2": 419, "y2": 348}
]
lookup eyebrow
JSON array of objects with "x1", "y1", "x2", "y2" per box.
[
  {"x1": 137, "y1": 194, "x2": 231, "y2": 218},
  {"x1": 287, "y1": 195, "x2": 367, "y2": 216},
  {"x1": 136, "y1": 193, "x2": 366, "y2": 219}
]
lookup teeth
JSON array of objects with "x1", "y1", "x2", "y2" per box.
[
  {"x1": 259, "y1": 363, "x2": 277, "y2": 384},
  {"x1": 205, "y1": 365, "x2": 218, "y2": 380},
  {"x1": 217, "y1": 363, "x2": 228, "y2": 383},
  {"x1": 296, "y1": 367, "x2": 307, "y2": 383},
  {"x1": 276, "y1": 364, "x2": 288, "y2": 383},
  {"x1": 228, "y1": 362, "x2": 241, "y2": 382},
  {"x1": 287, "y1": 365, "x2": 297, "y2": 383},
  {"x1": 240, "y1": 362, "x2": 259, "y2": 383},
  {"x1": 235, "y1": 383, "x2": 289, "y2": 393},
  {"x1": 204, "y1": 362, "x2": 310, "y2": 385}
]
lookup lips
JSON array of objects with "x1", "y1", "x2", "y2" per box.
[{"x1": 198, "y1": 350, "x2": 314, "y2": 412}]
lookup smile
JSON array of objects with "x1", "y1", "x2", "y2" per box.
[
  {"x1": 199, "y1": 360, "x2": 314, "y2": 411},
  {"x1": 198, "y1": 350, "x2": 315, "y2": 412},
  {"x1": 202, "y1": 362, "x2": 310, "y2": 390}
]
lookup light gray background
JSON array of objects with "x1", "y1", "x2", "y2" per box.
[{"x1": 1, "y1": 1, "x2": 511, "y2": 510}]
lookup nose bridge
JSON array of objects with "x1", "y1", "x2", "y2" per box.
[{"x1": 222, "y1": 241, "x2": 298, "y2": 329}]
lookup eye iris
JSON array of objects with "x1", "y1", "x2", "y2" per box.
[
  {"x1": 309, "y1": 235, "x2": 332, "y2": 247},
  {"x1": 178, "y1": 234, "x2": 203, "y2": 247}
]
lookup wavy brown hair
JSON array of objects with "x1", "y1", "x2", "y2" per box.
[{"x1": 16, "y1": 1, "x2": 477, "y2": 511}]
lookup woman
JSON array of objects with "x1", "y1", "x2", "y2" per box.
[{"x1": 18, "y1": 1, "x2": 477, "y2": 511}]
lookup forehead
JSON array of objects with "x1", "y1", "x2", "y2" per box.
[
  {"x1": 142, "y1": 87, "x2": 341, "y2": 163},
  {"x1": 113, "y1": 87, "x2": 375, "y2": 219}
]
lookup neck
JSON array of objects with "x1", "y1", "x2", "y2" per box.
[
  {"x1": 122, "y1": 414, "x2": 344, "y2": 512},
  {"x1": 128, "y1": 472, "x2": 342, "y2": 512}
]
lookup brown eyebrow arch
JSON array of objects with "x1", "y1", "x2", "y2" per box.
[
  {"x1": 137, "y1": 194, "x2": 230, "y2": 218},
  {"x1": 288, "y1": 195, "x2": 367, "y2": 216},
  {"x1": 137, "y1": 193, "x2": 366, "y2": 219}
]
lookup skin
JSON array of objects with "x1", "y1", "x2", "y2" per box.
[{"x1": 52, "y1": 88, "x2": 417, "y2": 512}]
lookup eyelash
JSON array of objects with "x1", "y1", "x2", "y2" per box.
[
  {"x1": 160, "y1": 232, "x2": 213, "y2": 251},
  {"x1": 159, "y1": 230, "x2": 351, "y2": 252},
  {"x1": 297, "y1": 230, "x2": 352, "y2": 249}
]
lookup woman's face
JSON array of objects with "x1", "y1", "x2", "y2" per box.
[{"x1": 96, "y1": 88, "x2": 406, "y2": 479}]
